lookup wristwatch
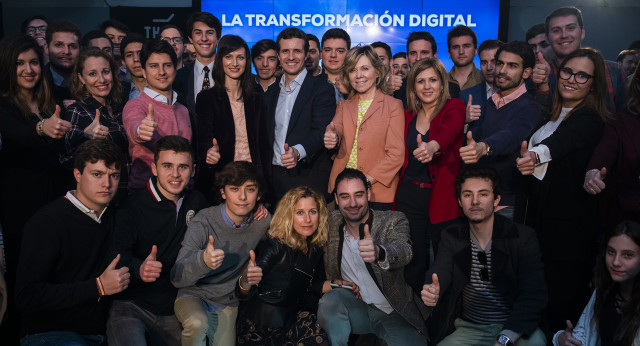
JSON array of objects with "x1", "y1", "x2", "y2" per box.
[{"x1": 497, "y1": 334, "x2": 514, "y2": 346}]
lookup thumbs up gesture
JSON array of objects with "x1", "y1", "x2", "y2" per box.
[
  {"x1": 515, "y1": 141, "x2": 536, "y2": 175},
  {"x1": 389, "y1": 74, "x2": 403, "y2": 91},
  {"x1": 281, "y1": 143, "x2": 299, "y2": 169},
  {"x1": 324, "y1": 122, "x2": 339, "y2": 149},
  {"x1": 421, "y1": 273, "x2": 440, "y2": 307},
  {"x1": 205, "y1": 138, "x2": 221, "y2": 165},
  {"x1": 584, "y1": 167, "x2": 607, "y2": 195},
  {"x1": 140, "y1": 245, "x2": 163, "y2": 283},
  {"x1": 466, "y1": 95, "x2": 481, "y2": 123},
  {"x1": 138, "y1": 103, "x2": 157, "y2": 142},
  {"x1": 203, "y1": 235, "x2": 225, "y2": 270},
  {"x1": 358, "y1": 224, "x2": 378, "y2": 263},
  {"x1": 459, "y1": 131, "x2": 487, "y2": 164},
  {"x1": 99, "y1": 254, "x2": 130, "y2": 295},
  {"x1": 42, "y1": 105, "x2": 72, "y2": 139},
  {"x1": 557, "y1": 320, "x2": 581, "y2": 346},
  {"x1": 413, "y1": 134, "x2": 436, "y2": 163},
  {"x1": 532, "y1": 52, "x2": 550, "y2": 87},
  {"x1": 84, "y1": 109, "x2": 109, "y2": 140},
  {"x1": 241, "y1": 250, "x2": 263, "y2": 286}
]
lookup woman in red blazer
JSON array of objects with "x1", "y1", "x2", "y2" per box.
[
  {"x1": 395, "y1": 58, "x2": 465, "y2": 293},
  {"x1": 324, "y1": 45, "x2": 405, "y2": 210}
]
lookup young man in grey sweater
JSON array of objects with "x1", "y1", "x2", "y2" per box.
[{"x1": 171, "y1": 161, "x2": 271, "y2": 346}]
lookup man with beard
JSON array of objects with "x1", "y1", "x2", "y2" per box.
[
  {"x1": 318, "y1": 168, "x2": 430, "y2": 345},
  {"x1": 447, "y1": 25, "x2": 483, "y2": 91},
  {"x1": 422, "y1": 167, "x2": 546, "y2": 346},
  {"x1": 460, "y1": 41, "x2": 541, "y2": 220},
  {"x1": 460, "y1": 40, "x2": 504, "y2": 124},
  {"x1": 44, "y1": 20, "x2": 81, "y2": 104},
  {"x1": 305, "y1": 34, "x2": 321, "y2": 76}
]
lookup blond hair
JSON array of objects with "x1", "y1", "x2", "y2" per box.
[
  {"x1": 406, "y1": 58, "x2": 450, "y2": 115},
  {"x1": 340, "y1": 45, "x2": 392, "y2": 99}
]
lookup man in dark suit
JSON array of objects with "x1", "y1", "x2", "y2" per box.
[
  {"x1": 460, "y1": 40, "x2": 503, "y2": 124},
  {"x1": 423, "y1": 167, "x2": 546, "y2": 346},
  {"x1": 264, "y1": 27, "x2": 336, "y2": 202},
  {"x1": 43, "y1": 20, "x2": 81, "y2": 105},
  {"x1": 318, "y1": 169, "x2": 429, "y2": 345}
]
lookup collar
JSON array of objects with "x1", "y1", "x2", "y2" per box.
[
  {"x1": 279, "y1": 68, "x2": 307, "y2": 91},
  {"x1": 491, "y1": 82, "x2": 527, "y2": 109},
  {"x1": 194, "y1": 59, "x2": 214, "y2": 74},
  {"x1": 144, "y1": 86, "x2": 178, "y2": 105},
  {"x1": 50, "y1": 66, "x2": 65, "y2": 87},
  {"x1": 146, "y1": 177, "x2": 185, "y2": 205},
  {"x1": 82, "y1": 96, "x2": 109, "y2": 112},
  {"x1": 220, "y1": 203, "x2": 254, "y2": 228},
  {"x1": 65, "y1": 190, "x2": 108, "y2": 223}
]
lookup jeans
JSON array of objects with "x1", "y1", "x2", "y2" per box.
[
  {"x1": 21, "y1": 331, "x2": 106, "y2": 346},
  {"x1": 317, "y1": 288, "x2": 427, "y2": 346},
  {"x1": 174, "y1": 296, "x2": 238, "y2": 346},
  {"x1": 106, "y1": 300, "x2": 181, "y2": 346},
  {"x1": 437, "y1": 318, "x2": 546, "y2": 346}
]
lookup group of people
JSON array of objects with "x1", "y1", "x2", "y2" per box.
[{"x1": 0, "y1": 4, "x2": 639, "y2": 346}]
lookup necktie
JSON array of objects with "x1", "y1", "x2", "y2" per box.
[{"x1": 202, "y1": 66, "x2": 210, "y2": 91}]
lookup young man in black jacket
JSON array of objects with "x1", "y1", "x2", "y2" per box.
[{"x1": 106, "y1": 135, "x2": 209, "y2": 346}]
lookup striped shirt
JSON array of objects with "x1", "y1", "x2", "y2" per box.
[{"x1": 461, "y1": 237, "x2": 511, "y2": 324}]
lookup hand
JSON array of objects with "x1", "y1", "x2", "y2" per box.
[
  {"x1": 358, "y1": 224, "x2": 378, "y2": 263},
  {"x1": 466, "y1": 95, "x2": 481, "y2": 123},
  {"x1": 203, "y1": 235, "x2": 225, "y2": 270},
  {"x1": 83, "y1": 109, "x2": 109, "y2": 140},
  {"x1": 205, "y1": 138, "x2": 221, "y2": 165},
  {"x1": 324, "y1": 122, "x2": 339, "y2": 149},
  {"x1": 140, "y1": 245, "x2": 162, "y2": 283},
  {"x1": 557, "y1": 320, "x2": 582, "y2": 346},
  {"x1": 281, "y1": 143, "x2": 299, "y2": 169},
  {"x1": 584, "y1": 167, "x2": 607, "y2": 195},
  {"x1": 389, "y1": 74, "x2": 403, "y2": 91},
  {"x1": 516, "y1": 141, "x2": 537, "y2": 175},
  {"x1": 138, "y1": 103, "x2": 157, "y2": 142},
  {"x1": 335, "y1": 77, "x2": 348, "y2": 95},
  {"x1": 242, "y1": 250, "x2": 263, "y2": 286},
  {"x1": 332, "y1": 279, "x2": 361, "y2": 299},
  {"x1": 459, "y1": 131, "x2": 486, "y2": 164},
  {"x1": 421, "y1": 273, "x2": 440, "y2": 307},
  {"x1": 62, "y1": 99, "x2": 77, "y2": 108},
  {"x1": 413, "y1": 134, "x2": 433, "y2": 163},
  {"x1": 532, "y1": 52, "x2": 551, "y2": 90},
  {"x1": 42, "y1": 105, "x2": 71, "y2": 139},
  {"x1": 254, "y1": 203, "x2": 268, "y2": 220},
  {"x1": 99, "y1": 254, "x2": 130, "y2": 295}
]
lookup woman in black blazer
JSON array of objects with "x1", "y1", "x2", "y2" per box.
[
  {"x1": 195, "y1": 35, "x2": 271, "y2": 203},
  {"x1": 516, "y1": 48, "x2": 611, "y2": 336}
]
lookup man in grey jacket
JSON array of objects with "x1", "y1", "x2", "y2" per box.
[
  {"x1": 170, "y1": 162, "x2": 270, "y2": 346},
  {"x1": 318, "y1": 168, "x2": 430, "y2": 345}
]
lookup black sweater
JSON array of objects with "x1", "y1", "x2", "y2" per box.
[
  {"x1": 108, "y1": 178, "x2": 210, "y2": 315},
  {"x1": 15, "y1": 196, "x2": 115, "y2": 336}
]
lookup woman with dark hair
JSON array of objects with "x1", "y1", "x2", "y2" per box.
[
  {"x1": 395, "y1": 58, "x2": 465, "y2": 294},
  {"x1": 324, "y1": 45, "x2": 404, "y2": 210},
  {"x1": 517, "y1": 47, "x2": 610, "y2": 333},
  {"x1": 62, "y1": 47, "x2": 129, "y2": 200},
  {"x1": 553, "y1": 220, "x2": 640, "y2": 346},
  {"x1": 195, "y1": 34, "x2": 271, "y2": 203},
  {"x1": 0, "y1": 34, "x2": 71, "y2": 337},
  {"x1": 237, "y1": 186, "x2": 332, "y2": 345},
  {"x1": 584, "y1": 64, "x2": 640, "y2": 224}
]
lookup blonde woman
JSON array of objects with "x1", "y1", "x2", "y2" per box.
[{"x1": 237, "y1": 186, "x2": 333, "y2": 346}]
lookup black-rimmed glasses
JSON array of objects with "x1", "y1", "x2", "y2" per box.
[
  {"x1": 161, "y1": 37, "x2": 184, "y2": 44},
  {"x1": 26, "y1": 25, "x2": 47, "y2": 35},
  {"x1": 558, "y1": 67, "x2": 593, "y2": 84},
  {"x1": 477, "y1": 251, "x2": 490, "y2": 282}
]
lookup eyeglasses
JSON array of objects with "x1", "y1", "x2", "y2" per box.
[
  {"x1": 476, "y1": 251, "x2": 490, "y2": 282},
  {"x1": 26, "y1": 25, "x2": 47, "y2": 35},
  {"x1": 161, "y1": 36, "x2": 183, "y2": 44},
  {"x1": 558, "y1": 67, "x2": 593, "y2": 84}
]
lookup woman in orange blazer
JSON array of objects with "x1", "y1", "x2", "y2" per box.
[
  {"x1": 395, "y1": 58, "x2": 465, "y2": 293},
  {"x1": 324, "y1": 45, "x2": 405, "y2": 210}
]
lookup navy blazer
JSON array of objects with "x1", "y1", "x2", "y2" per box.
[
  {"x1": 174, "y1": 61, "x2": 196, "y2": 116},
  {"x1": 459, "y1": 82, "x2": 488, "y2": 109}
]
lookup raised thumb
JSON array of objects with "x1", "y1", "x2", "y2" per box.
[
  {"x1": 52, "y1": 105, "x2": 61, "y2": 118},
  {"x1": 466, "y1": 131, "x2": 475, "y2": 144},
  {"x1": 329, "y1": 122, "x2": 336, "y2": 132},
  {"x1": 147, "y1": 103, "x2": 154, "y2": 121},
  {"x1": 600, "y1": 167, "x2": 607, "y2": 179},
  {"x1": 520, "y1": 141, "x2": 528, "y2": 158},
  {"x1": 208, "y1": 235, "x2": 215, "y2": 249},
  {"x1": 363, "y1": 224, "x2": 372, "y2": 239},
  {"x1": 249, "y1": 250, "x2": 256, "y2": 266},
  {"x1": 565, "y1": 320, "x2": 574, "y2": 332},
  {"x1": 467, "y1": 94, "x2": 473, "y2": 106},
  {"x1": 212, "y1": 138, "x2": 218, "y2": 148},
  {"x1": 108, "y1": 254, "x2": 121, "y2": 269},
  {"x1": 94, "y1": 109, "x2": 101, "y2": 123},
  {"x1": 432, "y1": 273, "x2": 439, "y2": 287},
  {"x1": 416, "y1": 133, "x2": 423, "y2": 145},
  {"x1": 536, "y1": 52, "x2": 547, "y2": 65},
  {"x1": 148, "y1": 245, "x2": 157, "y2": 260},
  {"x1": 284, "y1": 143, "x2": 290, "y2": 152}
]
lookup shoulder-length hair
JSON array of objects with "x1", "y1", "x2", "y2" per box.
[
  {"x1": 71, "y1": 47, "x2": 122, "y2": 108},
  {"x1": 626, "y1": 64, "x2": 640, "y2": 116},
  {"x1": 212, "y1": 34, "x2": 253, "y2": 99},
  {"x1": 0, "y1": 34, "x2": 55, "y2": 117},
  {"x1": 593, "y1": 220, "x2": 640, "y2": 345},
  {"x1": 551, "y1": 47, "x2": 612, "y2": 121},
  {"x1": 341, "y1": 45, "x2": 392, "y2": 99},
  {"x1": 406, "y1": 58, "x2": 450, "y2": 115},
  {"x1": 268, "y1": 186, "x2": 329, "y2": 253}
]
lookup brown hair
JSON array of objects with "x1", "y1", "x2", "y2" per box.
[
  {"x1": 71, "y1": 47, "x2": 122, "y2": 108},
  {"x1": 406, "y1": 58, "x2": 450, "y2": 115}
]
